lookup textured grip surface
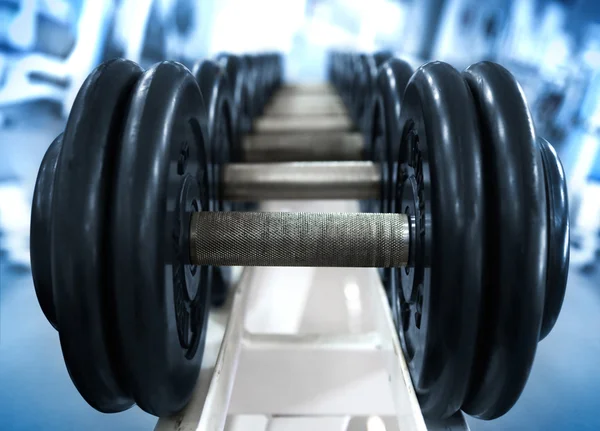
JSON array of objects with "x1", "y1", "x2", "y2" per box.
[{"x1": 190, "y1": 211, "x2": 409, "y2": 267}]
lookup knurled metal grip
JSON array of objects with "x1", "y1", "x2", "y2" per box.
[{"x1": 190, "y1": 211, "x2": 410, "y2": 267}]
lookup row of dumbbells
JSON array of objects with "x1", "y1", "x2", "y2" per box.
[
  {"x1": 206, "y1": 52, "x2": 283, "y2": 150},
  {"x1": 30, "y1": 47, "x2": 569, "y2": 423},
  {"x1": 329, "y1": 50, "x2": 395, "y2": 131}
]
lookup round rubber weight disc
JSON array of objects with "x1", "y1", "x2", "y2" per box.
[
  {"x1": 52, "y1": 59, "x2": 141, "y2": 412},
  {"x1": 462, "y1": 62, "x2": 546, "y2": 419},
  {"x1": 217, "y1": 54, "x2": 245, "y2": 160},
  {"x1": 31, "y1": 134, "x2": 62, "y2": 329},
  {"x1": 538, "y1": 137, "x2": 569, "y2": 340},
  {"x1": 112, "y1": 62, "x2": 211, "y2": 416},
  {"x1": 193, "y1": 59, "x2": 234, "y2": 213},
  {"x1": 194, "y1": 59, "x2": 235, "y2": 307},
  {"x1": 374, "y1": 58, "x2": 414, "y2": 214},
  {"x1": 391, "y1": 62, "x2": 485, "y2": 419},
  {"x1": 367, "y1": 58, "x2": 414, "y2": 296}
]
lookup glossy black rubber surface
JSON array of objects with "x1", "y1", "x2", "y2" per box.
[
  {"x1": 373, "y1": 50, "x2": 393, "y2": 67},
  {"x1": 371, "y1": 57, "x2": 414, "y2": 214},
  {"x1": 193, "y1": 59, "x2": 235, "y2": 306},
  {"x1": 538, "y1": 137, "x2": 570, "y2": 340},
  {"x1": 194, "y1": 59, "x2": 233, "y2": 211},
  {"x1": 112, "y1": 62, "x2": 211, "y2": 416},
  {"x1": 393, "y1": 61, "x2": 485, "y2": 419},
  {"x1": 30, "y1": 133, "x2": 62, "y2": 330},
  {"x1": 357, "y1": 54, "x2": 378, "y2": 132},
  {"x1": 52, "y1": 59, "x2": 140, "y2": 412},
  {"x1": 217, "y1": 53, "x2": 247, "y2": 156},
  {"x1": 364, "y1": 58, "x2": 414, "y2": 293},
  {"x1": 462, "y1": 62, "x2": 546, "y2": 420}
]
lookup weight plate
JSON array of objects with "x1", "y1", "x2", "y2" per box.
[
  {"x1": 462, "y1": 62, "x2": 546, "y2": 420},
  {"x1": 357, "y1": 54, "x2": 380, "y2": 214},
  {"x1": 537, "y1": 137, "x2": 569, "y2": 340},
  {"x1": 238, "y1": 55, "x2": 256, "y2": 134},
  {"x1": 249, "y1": 54, "x2": 266, "y2": 116},
  {"x1": 193, "y1": 59, "x2": 235, "y2": 306},
  {"x1": 366, "y1": 58, "x2": 414, "y2": 213},
  {"x1": 52, "y1": 59, "x2": 141, "y2": 412},
  {"x1": 392, "y1": 61, "x2": 485, "y2": 418},
  {"x1": 373, "y1": 50, "x2": 393, "y2": 67},
  {"x1": 364, "y1": 58, "x2": 414, "y2": 294},
  {"x1": 357, "y1": 54, "x2": 378, "y2": 133},
  {"x1": 112, "y1": 62, "x2": 211, "y2": 416},
  {"x1": 31, "y1": 134, "x2": 62, "y2": 330},
  {"x1": 193, "y1": 59, "x2": 234, "y2": 212},
  {"x1": 349, "y1": 54, "x2": 367, "y2": 127},
  {"x1": 217, "y1": 54, "x2": 247, "y2": 158}
]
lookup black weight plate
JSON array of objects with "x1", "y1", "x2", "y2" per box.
[
  {"x1": 349, "y1": 55, "x2": 368, "y2": 127},
  {"x1": 357, "y1": 54, "x2": 378, "y2": 133},
  {"x1": 364, "y1": 58, "x2": 413, "y2": 294},
  {"x1": 193, "y1": 59, "x2": 235, "y2": 306},
  {"x1": 193, "y1": 59, "x2": 234, "y2": 212},
  {"x1": 112, "y1": 62, "x2": 211, "y2": 416},
  {"x1": 240, "y1": 55, "x2": 257, "y2": 132},
  {"x1": 392, "y1": 62, "x2": 484, "y2": 418},
  {"x1": 373, "y1": 50, "x2": 393, "y2": 67},
  {"x1": 537, "y1": 137, "x2": 569, "y2": 340},
  {"x1": 365, "y1": 58, "x2": 414, "y2": 213},
  {"x1": 217, "y1": 54, "x2": 246, "y2": 159},
  {"x1": 31, "y1": 133, "x2": 62, "y2": 330},
  {"x1": 248, "y1": 54, "x2": 266, "y2": 115},
  {"x1": 356, "y1": 54, "x2": 380, "y2": 214},
  {"x1": 462, "y1": 62, "x2": 546, "y2": 420},
  {"x1": 52, "y1": 59, "x2": 141, "y2": 412}
]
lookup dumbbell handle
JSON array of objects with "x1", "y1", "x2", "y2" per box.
[
  {"x1": 242, "y1": 132, "x2": 363, "y2": 162},
  {"x1": 190, "y1": 211, "x2": 409, "y2": 267},
  {"x1": 222, "y1": 161, "x2": 381, "y2": 201}
]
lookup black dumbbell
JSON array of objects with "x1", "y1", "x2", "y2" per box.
[{"x1": 30, "y1": 58, "x2": 569, "y2": 421}]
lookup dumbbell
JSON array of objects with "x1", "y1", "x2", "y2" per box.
[
  {"x1": 351, "y1": 51, "x2": 390, "y2": 133},
  {"x1": 329, "y1": 50, "x2": 375, "y2": 123},
  {"x1": 216, "y1": 52, "x2": 285, "y2": 138},
  {"x1": 30, "y1": 58, "x2": 569, "y2": 421}
]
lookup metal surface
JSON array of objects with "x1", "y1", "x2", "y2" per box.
[
  {"x1": 242, "y1": 132, "x2": 364, "y2": 162},
  {"x1": 190, "y1": 211, "x2": 409, "y2": 267},
  {"x1": 254, "y1": 116, "x2": 354, "y2": 133},
  {"x1": 222, "y1": 161, "x2": 380, "y2": 200}
]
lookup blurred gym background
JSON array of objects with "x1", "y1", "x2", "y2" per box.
[{"x1": 0, "y1": 0, "x2": 599, "y2": 430}]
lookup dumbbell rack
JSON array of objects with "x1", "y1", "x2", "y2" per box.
[{"x1": 154, "y1": 85, "x2": 469, "y2": 431}]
